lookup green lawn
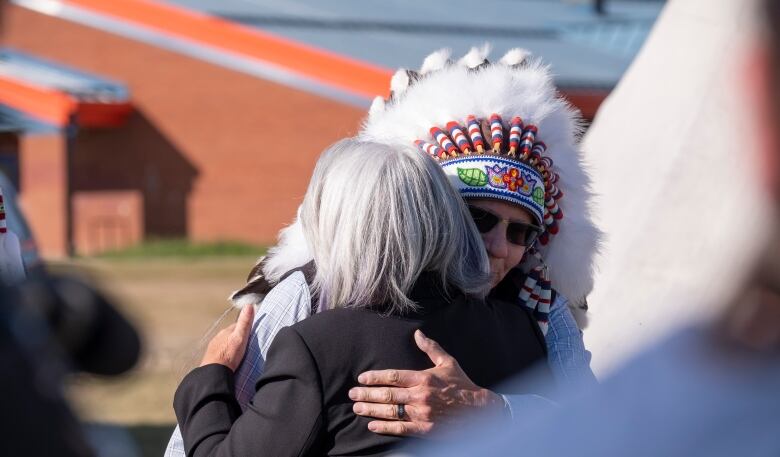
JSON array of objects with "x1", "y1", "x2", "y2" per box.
[
  {"x1": 94, "y1": 239, "x2": 267, "y2": 259},
  {"x1": 51, "y1": 253, "x2": 261, "y2": 456}
]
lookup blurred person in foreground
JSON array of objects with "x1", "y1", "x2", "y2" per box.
[
  {"x1": 0, "y1": 1, "x2": 140, "y2": 455},
  {"x1": 173, "y1": 138, "x2": 555, "y2": 456},
  {"x1": 167, "y1": 46, "x2": 600, "y2": 455},
  {"x1": 411, "y1": 5, "x2": 780, "y2": 457}
]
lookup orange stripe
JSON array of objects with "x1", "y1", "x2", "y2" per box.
[
  {"x1": 64, "y1": 0, "x2": 393, "y2": 99},
  {"x1": 0, "y1": 76, "x2": 75, "y2": 126}
]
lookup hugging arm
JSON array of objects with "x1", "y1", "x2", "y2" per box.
[
  {"x1": 352, "y1": 293, "x2": 595, "y2": 435},
  {"x1": 165, "y1": 272, "x2": 312, "y2": 457},
  {"x1": 174, "y1": 326, "x2": 324, "y2": 457}
]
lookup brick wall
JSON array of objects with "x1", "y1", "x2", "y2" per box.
[
  {"x1": 18, "y1": 133, "x2": 69, "y2": 257},
  {"x1": 72, "y1": 190, "x2": 143, "y2": 255},
  {"x1": 3, "y1": 5, "x2": 365, "y2": 253}
]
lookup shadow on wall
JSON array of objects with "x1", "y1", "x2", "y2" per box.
[{"x1": 70, "y1": 110, "x2": 198, "y2": 254}]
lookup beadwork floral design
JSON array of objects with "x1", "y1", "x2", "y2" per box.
[
  {"x1": 486, "y1": 165, "x2": 508, "y2": 189},
  {"x1": 502, "y1": 167, "x2": 523, "y2": 192},
  {"x1": 519, "y1": 170, "x2": 538, "y2": 195}
]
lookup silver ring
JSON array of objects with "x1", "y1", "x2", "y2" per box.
[{"x1": 396, "y1": 404, "x2": 406, "y2": 420}]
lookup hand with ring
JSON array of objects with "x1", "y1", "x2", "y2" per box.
[
  {"x1": 349, "y1": 330, "x2": 506, "y2": 436},
  {"x1": 396, "y1": 404, "x2": 406, "y2": 421}
]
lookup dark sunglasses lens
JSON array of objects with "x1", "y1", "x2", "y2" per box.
[
  {"x1": 507, "y1": 223, "x2": 540, "y2": 247},
  {"x1": 468, "y1": 207, "x2": 499, "y2": 233}
]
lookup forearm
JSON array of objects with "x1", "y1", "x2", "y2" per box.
[
  {"x1": 489, "y1": 297, "x2": 593, "y2": 423},
  {"x1": 173, "y1": 327, "x2": 325, "y2": 457},
  {"x1": 546, "y1": 295, "x2": 597, "y2": 388},
  {"x1": 165, "y1": 318, "x2": 272, "y2": 457},
  {"x1": 168, "y1": 271, "x2": 315, "y2": 456},
  {"x1": 174, "y1": 364, "x2": 242, "y2": 457}
]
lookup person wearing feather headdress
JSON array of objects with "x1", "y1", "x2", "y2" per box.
[
  {"x1": 165, "y1": 46, "x2": 600, "y2": 456},
  {"x1": 345, "y1": 45, "x2": 600, "y2": 434}
]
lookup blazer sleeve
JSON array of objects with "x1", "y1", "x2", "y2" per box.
[{"x1": 174, "y1": 326, "x2": 325, "y2": 457}]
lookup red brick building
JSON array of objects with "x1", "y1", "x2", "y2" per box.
[{"x1": 1, "y1": 0, "x2": 645, "y2": 257}]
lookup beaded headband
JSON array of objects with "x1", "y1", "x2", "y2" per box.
[{"x1": 415, "y1": 113, "x2": 563, "y2": 245}]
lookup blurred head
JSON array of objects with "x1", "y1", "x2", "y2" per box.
[
  {"x1": 766, "y1": 1, "x2": 780, "y2": 116},
  {"x1": 748, "y1": 2, "x2": 780, "y2": 200},
  {"x1": 719, "y1": 1, "x2": 780, "y2": 348},
  {"x1": 756, "y1": 1, "x2": 780, "y2": 293},
  {"x1": 465, "y1": 198, "x2": 538, "y2": 287},
  {"x1": 300, "y1": 139, "x2": 490, "y2": 314}
]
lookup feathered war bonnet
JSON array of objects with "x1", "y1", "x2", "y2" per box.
[
  {"x1": 233, "y1": 47, "x2": 599, "y2": 330},
  {"x1": 358, "y1": 46, "x2": 601, "y2": 328}
]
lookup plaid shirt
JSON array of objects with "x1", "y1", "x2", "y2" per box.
[{"x1": 165, "y1": 272, "x2": 594, "y2": 457}]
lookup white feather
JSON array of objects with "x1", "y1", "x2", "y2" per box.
[
  {"x1": 500, "y1": 48, "x2": 531, "y2": 67},
  {"x1": 420, "y1": 48, "x2": 452, "y2": 74},
  {"x1": 261, "y1": 210, "x2": 312, "y2": 283},
  {"x1": 369, "y1": 96, "x2": 386, "y2": 117},
  {"x1": 390, "y1": 69, "x2": 411, "y2": 96},
  {"x1": 458, "y1": 44, "x2": 491, "y2": 69},
  {"x1": 229, "y1": 292, "x2": 263, "y2": 309}
]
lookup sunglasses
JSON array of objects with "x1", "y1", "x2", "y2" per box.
[{"x1": 467, "y1": 205, "x2": 543, "y2": 247}]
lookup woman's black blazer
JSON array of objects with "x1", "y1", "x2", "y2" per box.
[{"x1": 174, "y1": 274, "x2": 550, "y2": 457}]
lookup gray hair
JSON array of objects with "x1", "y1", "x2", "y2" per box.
[{"x1": 300, "y1": 138, "x2": 490, "y2": 314}]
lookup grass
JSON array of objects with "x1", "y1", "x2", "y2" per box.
[
  {"x1": 94, "y1": 239, "x2": 267, "y2": 259},
  {"x1": 52, "y1": 256, "x2": 255, "y2": 456},
  {"x1": 48, "y1": 241, "x2": 266, "y2": 455}
]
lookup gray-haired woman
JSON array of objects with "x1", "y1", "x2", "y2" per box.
[{"x1": 173, "y1": 138, "x2": 552, "y2": 456}]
